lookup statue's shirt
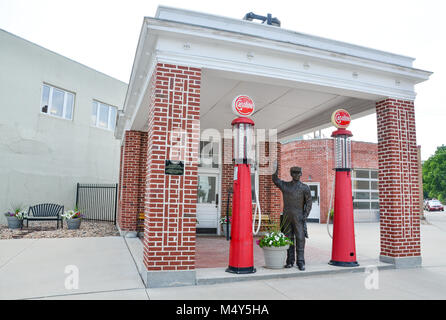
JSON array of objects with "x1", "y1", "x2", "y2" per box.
[{"x1": 272, "y1": 173, "x2": 312, "y2": 218}]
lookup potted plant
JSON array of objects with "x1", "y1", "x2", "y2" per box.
[
  {"x1": 4, "y1": 205, "x2": 27, "y2": 229},
  {"x1": 219, "y1": 215, "x2": 232, "y2": 238},
  {"x1": 61, "y1": 207, "x2": 83, "y2": 229},
  {"x1": 257, "y1": 223, "x2": 293, "y2": 269}
]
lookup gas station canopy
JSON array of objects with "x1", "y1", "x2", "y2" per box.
[{"x1": 116, "y1": 6, "x2": 432, "y2": 141}]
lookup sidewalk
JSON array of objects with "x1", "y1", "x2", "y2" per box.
[
  {"x1": 1, "y1": 213, "x2": 446, "y2": 299},
  {"x1": 0, "y1": 237, "x2": 147, "y2": 300}
]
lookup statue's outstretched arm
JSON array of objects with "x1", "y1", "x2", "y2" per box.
[{"x1": 272, "y1": 161, "x2": 283, "y2": 189}]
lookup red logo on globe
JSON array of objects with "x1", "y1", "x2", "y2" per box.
[
  {"x1": 331, "y1": 109, "x2": 351, "y2": 128},
  {"x1": 232, "y1": 95, "x2": 255, "y2": 117}
]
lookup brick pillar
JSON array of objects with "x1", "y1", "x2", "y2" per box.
[
  {"x1": 417, "y1": 146, "x2": 424, "y2": 220},
  {"x1": 142, "y1": 63, "x2": 200, "y2": 287},
  {"x1": 376, "y1": 98, "x2": 421, "y2": 267},
  {"x1": 117, "y1": 130, "x2": 147, "y2": 234}
]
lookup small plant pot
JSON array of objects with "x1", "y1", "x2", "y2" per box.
[
  {"x1": 262, "y1": 245, "x2": 289, "y2": 269},
  {"x1": 222, "y1": 223, "x2": 231, "y2": 238},
  {"x1": 6, "y1": 216, "x2": 23, "y2": 229},
  {"x1": 66, "y1": 218, "x2": 82, "y2": 230}
]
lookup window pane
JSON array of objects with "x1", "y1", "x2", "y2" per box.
[
  {"x1": 371, "y1": 192, "x2": 379, "y2": 200},
  {"x1": 212, "y1": 142, "x2": 219, "y2": 168},
  {"x1": 109, "y1": 106, "x2": 117, "y2": 131},
  {"x1": 91, "y1": 102, "x2": 98, "y2": 126},
  {"x1": 65, "y1": 93, "x2": 74, "y2": 120},
  {"x1": 371, "y1": 170, "x2": 378, "y2": 179},
  {"x1": 371, "y1": 181, "x2": 378, "y2": 190},
  {"x1": 371, "y1": 202, "x2": 379, "y2": 209},
  {"x1": 354, "y1": 170, "x2": 369, "y2": 179},
  {"x1": 353, "y1": 180, "x2": 369, "y2": 190},
  {"x1": 98, "y1": 103, "x2": 109, "y2": 128},
  {"x1": 199, "y1": 140, "x2": 219, "y2": 168},
  {"x1": 41, "y1": 85, "x2": 50, "y2": 113},
  {"x1": 50, "y1": 88, "x2": 64, "y2": 117},
  {"x1": 354, "y1": 192, "x2": 370, "y2": 200},
  {"x1": 199, "y1": 141, "x2": 212, "y2": 168},
  {"x1": 354, "y1": 202, "x2": 370, "y2": 209},
  {"x1": 197, "y1": 176, "x2": 216, "y2": 204}
]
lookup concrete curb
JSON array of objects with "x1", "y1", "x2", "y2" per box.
[
  {"x1": 123, "y1": 235, "x2": 395, "y2": 288},
  {"x1": 196, "y1": 260, "x2": 394, "y2": 285}
]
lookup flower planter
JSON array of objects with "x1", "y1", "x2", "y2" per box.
[
  {"x1": 262, "y1": 245, "x2": 289, "y2": 269},
  {"x1": 222, "y1": 223, "x2": 231, "y2": 238},
  {"x1": 66, "y1": 218, "x2": 82, "y2": 230},
  {"x1": 6, "y1": 216, "x2": 23, "y2": 229}
]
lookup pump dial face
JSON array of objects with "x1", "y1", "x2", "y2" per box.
[
  {"x1": 232, "y1": 95, "x2": 255, "y2": 117},
  {"x1": 331, "y1": 109, "x2": 351, "y2": 128}
]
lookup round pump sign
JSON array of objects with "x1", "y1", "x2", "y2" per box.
[
  {"x1": 331, "y1": 109, "x2": 351, "y2": 128},
  {"x1": 232, "y1": 95, "x2": 255, "y2": 117}
]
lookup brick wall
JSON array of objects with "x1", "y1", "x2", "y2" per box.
[
  {"x1": 376, "y1": 98, "x2": 421, "y2": 260},
  {"x1": 117, "y1": 130, "x2": 147, "y2": 232},
  {"x1": 143, "y1": 63, "x2": 201, "y2": 272},
  {"x1": 281, "y1": 139, "x2": 333, "y2": 223}
]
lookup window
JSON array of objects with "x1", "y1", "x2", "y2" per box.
[
  {"x1": 91, "y1": 101, "x2": 117, "y2": 131},
  {"x1": 199, "y1": 140, "x2": 219, "y2": 169},
  {"x1": 40, "y1": 84, "x2": 74, "y2": 120},
  {"x1": 352, "y1": 169, "x2": 379, "y2": 210}
]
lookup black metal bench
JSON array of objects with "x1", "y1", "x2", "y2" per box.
[{"x1": 26, "y1": 204, "x2": 64, "y2": 229}]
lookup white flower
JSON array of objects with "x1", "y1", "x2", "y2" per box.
[
  {"x1": 14, "y1": 211, "x2": 27, "y2": 220},
  {"x1": 62, "y1": 210, "x2": 80, "y2": 220}
]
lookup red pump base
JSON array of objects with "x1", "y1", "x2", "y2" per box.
[
  {"x1": 226, "y1": 163, "x2": 256, "y2": 274},
  {"x1": 329, "y1": 169, "x2": 359, "y2": 267}
]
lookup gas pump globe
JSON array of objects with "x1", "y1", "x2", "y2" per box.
[
  {"x1": 226, "y1": 95, "x2": 256, "y2": 274},
  {"x1": 329, "y1": 109, "x2": 359, "y2": 267}
]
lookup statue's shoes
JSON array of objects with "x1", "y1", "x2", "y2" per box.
[
  {"x1": 297, "y1": 262, "x2": 305, "y2": 271},
  {"x1": 284, "y1": 264, "x2": 294, "y2": 268}
]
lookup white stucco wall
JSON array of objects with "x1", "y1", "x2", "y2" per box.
[{"x1": 0, "y1": 29, "x2": 127, "y2": 224}]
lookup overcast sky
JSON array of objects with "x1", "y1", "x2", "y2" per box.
[{"x1": 1, "y1": 0, "x2": 444, "y2": 160}]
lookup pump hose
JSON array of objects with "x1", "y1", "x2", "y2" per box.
[
  {"x1": 326, "y1": 175, "x2": 335, "y2": 239},
  {"x1": 253, "y1": 164, "x2": 262, "y2": 235}
]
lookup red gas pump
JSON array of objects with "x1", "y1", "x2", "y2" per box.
[
  {"x1": 226, "y1": 95, "x2": 256, "y2": 274},
  {"x1": 329, "y1": 109, "x2": 359, "y2": 267}
]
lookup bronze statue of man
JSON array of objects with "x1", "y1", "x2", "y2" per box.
[{"x1": 272, "y1": 163, "x2": 312, "y2": 271}]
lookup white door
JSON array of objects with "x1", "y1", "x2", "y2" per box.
[
  {"x1": 307, "y1": 183, "x2": 320, "y2": 222},
  {"x1": 197, "y1": 174, "x2": 219, "y2": 232}
]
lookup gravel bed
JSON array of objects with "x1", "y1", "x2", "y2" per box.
[{"x1": 0, "y1": 220, "x2": 120, "y2": 239}]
